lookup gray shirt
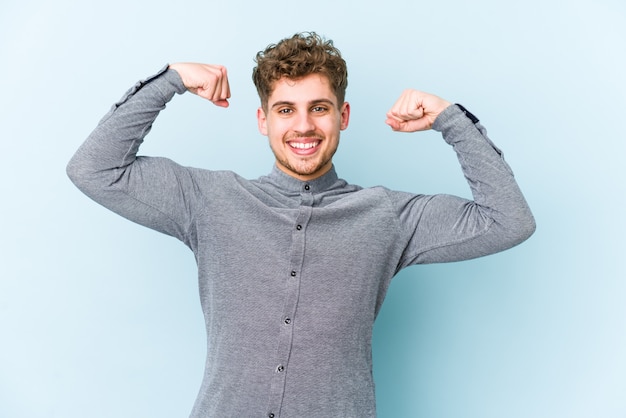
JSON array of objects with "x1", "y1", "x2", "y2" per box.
[{"x1": 67, "y1": 67, "x2": 535, "y2": 417}]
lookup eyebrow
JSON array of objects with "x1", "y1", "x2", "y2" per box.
[{"x1": 270, "y1": 99, "x2": 336, "y2": 110}]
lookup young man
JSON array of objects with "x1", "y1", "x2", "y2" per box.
[{"x1": 67, "y1": 32, "x2": 535, "y2": 417}]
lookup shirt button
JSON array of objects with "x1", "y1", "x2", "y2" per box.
[
  {"x1": 284, "y1": 317, "x2": 291, "y2": 325},
  {"x1": 268, "y1": 414, "x2": 275, "y2": 418},
  {"x1": 304, "y1": 184, "x2": 310, "y2": 191},
  {"x1": 277, "y1": 365, "x2": 284, "y2": 372},
  {"x1": 290, "y1": 271, "x2": 296, "y2": 277},
  {"x1": 296, "y1": 224, "x2": 302, "y2": 230}
]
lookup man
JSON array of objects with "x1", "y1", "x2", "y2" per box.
[{"x1": 67, "y1": 32, "x2": 535, "y2": 417}]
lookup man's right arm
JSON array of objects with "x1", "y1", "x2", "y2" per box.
[{"x1": 66, "y1": 64, "x2": 230, "y2": 242}]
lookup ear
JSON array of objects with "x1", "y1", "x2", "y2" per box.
[
  {"x1": 340, "y1": 102, "x2": 351, "y2": 131},
  {"x1": 257, "y1": 107, "x2": 268, "y2": 135}
]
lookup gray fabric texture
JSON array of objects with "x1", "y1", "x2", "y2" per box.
[{"x1": 67, "y1": 67, "x2": 535, "y2": 418}]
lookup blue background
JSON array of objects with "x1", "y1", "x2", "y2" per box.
[{"x1": 1, "y1": 0, "x2": 625, "y2": 417}]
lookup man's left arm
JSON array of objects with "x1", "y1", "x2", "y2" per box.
[{"x1": 386, "y1": 90, "x2": 536, "y2": 265}]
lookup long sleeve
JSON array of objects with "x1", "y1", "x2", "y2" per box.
[
  {"x1": 66, "y1": 67, "x2": 197, "y2": 243},
  {"x1": 392, "y1": 105, "x2": 536, "y2": 267}
]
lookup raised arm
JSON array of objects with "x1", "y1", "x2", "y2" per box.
[
  {"x1": 385, "y1": 89, "x2": 536, "y2": 266},
  {"x1": 66, "y1": 64, "x2": 230, "y2": 243}
]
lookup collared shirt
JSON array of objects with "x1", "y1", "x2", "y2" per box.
[{"x1": 67, "y1": 67, "x2": 535, "y2": 417}]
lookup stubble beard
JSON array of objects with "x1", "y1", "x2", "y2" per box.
[{"x1": 270, "y1": 135, "x2": 339, "y2": 179}]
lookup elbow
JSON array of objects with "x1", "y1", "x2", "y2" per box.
[
  {"x1": 66, "y1": 151, "x2": 100, "y2": 193},
  {"x1": 66, "y1": 154, "x2": 86, "y2": 189},
  {"x1": 66, "y1": 157, "x2": 78, "y2": 183},
  {"x1": 505, "y1": 210, "x2": 537, "y2": 249},
  {"x1": 519, "y1": 214, "x2": 537, "y2": 243}
]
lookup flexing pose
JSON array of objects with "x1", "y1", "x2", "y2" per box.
[{"x1": 67, "y1": 32, "x2": 535, "y2": 417}]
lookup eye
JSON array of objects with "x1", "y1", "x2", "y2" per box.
[
  {"x1": 278, "y1": 108, "x2": 293, "y2": 114},
  {"x1": 311, "y1": 106, "x2": 328, "y2": 113}
]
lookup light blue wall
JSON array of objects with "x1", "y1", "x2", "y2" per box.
[{"x1": 1, "y1": 0, "x2": 624, "y2": 417}]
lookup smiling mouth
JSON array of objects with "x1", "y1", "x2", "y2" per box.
[{"x1": 289, "y1": 141, "x2": 320, "y2": 150}]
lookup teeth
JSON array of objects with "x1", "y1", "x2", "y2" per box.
[{"x1": 290, "y1": 141, "x2": 319, "y2": 149}]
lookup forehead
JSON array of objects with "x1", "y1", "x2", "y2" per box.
[{"x1": 267, "y1": 74, "x2": 337, "y2": 106}]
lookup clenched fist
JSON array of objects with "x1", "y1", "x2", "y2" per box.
[
  {"x1": 385, "y1": 89, "x2": 451, "y2": 132},
  {"x1": 169, "y1": 63, "x2": 231, "y2": 108}
]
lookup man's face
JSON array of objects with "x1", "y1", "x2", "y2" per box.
[{"x1": 257, "y1": 74, "x2": 350, "y2": 181}]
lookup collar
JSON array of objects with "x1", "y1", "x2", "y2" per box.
[{"x1": 263, "y1": 164, "x2": 341, "y2": 194}]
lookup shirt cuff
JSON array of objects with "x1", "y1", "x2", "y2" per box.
[
  {"x1": 113, "y1": 64, "x2": 187, "y2": 108},
  {"x1": 432, "y1": 104, "x2": 477, "y2": 143}
]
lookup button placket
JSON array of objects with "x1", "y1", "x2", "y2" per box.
[{"x1": 266, "y1": 203, "x2": 312, "y2": 416}]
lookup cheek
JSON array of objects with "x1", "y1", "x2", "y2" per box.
[
  {"x1": 266, "y1": 123, "x2": 283, "y2": 140},
  {"x1": 266, "y1": 124, "x2": 288, "y2": 145},
  {"x1": 266, "y1": 118, "x2": 287, "y2": 133},
  {"x1": 324, "y1": 118, "x2": 343, "y2": 136}
]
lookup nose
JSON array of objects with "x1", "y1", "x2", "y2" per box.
[{"x1": 293, "y1": 111, "x2": 315, "y2": 134}]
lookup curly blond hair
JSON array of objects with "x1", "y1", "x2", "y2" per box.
[{"x1": 252, "y1": 32, "x2": 348, "y2": 109}]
